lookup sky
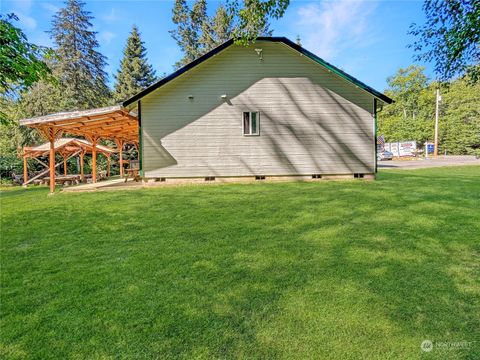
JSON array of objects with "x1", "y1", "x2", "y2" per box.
[{"x1": 1, "y1": 0, "x2": 433, "y2": 92}]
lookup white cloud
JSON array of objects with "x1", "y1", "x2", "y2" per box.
[
  {"x1": 99, "y1": 31, "x2": 116, "y2": 45},
  {"x1": 15, "y1": 11, "x2": 37, "y2": 30},
  {"x1": 13, "y1": 0, "x2": 32, "y2": 12},
  {"x1": 41, "y1": 2, "x2": 60, "y2": 13},
  {"x1": 102, "y1": 8, "x2": 119, "y2": 23},
  {"x1": 5, "y1": 0, "x2": 39, "y2": 31},
  {"x1": 296, "y1": 0, "x2": 378, "y2": 61}
]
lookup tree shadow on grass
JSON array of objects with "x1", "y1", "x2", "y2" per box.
[{"x1": 1, "y1": 169, "x2": 479, "y2": 358}]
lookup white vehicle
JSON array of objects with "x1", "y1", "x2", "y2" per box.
[{"x1": 377, "y1": 150, "x2": 394, "y2": 161}]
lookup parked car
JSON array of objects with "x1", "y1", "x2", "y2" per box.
[{"x1": 377, "y1": 150, "x2": 394, "y2": 161}]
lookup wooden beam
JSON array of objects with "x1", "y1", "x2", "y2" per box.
[
  {"x1": 36, "y1": 127, "x2": 62, "y2": 193},
  {"x1": 80, "y1": 151, "x2": 85, "y2": 182},
  {"x1": 52, "y1": 115, "x2": 132, "y2": 129},
  {"x1": 87, "y1": 135, "x2": 99, "y2": 183},
  {"x1": 49, "y1": 137, "x2": 55, "y2": 193},
  {"x1": 78, "y1": 123, "x2": 137, "y2": 132},
  {"x1": 63, "y1": 156, "x2": 68, "y2": 176},
  {"x1": 32, "y1": 157, "x2": 49, "y2": 168},
  {"x1": 115, "y1": 139, "x2": 124, "y2": 177},
  {"x1": 107, "y1": 155, "x2": 111, "y2": 177},
  {"x1": 65, "y1": 129, "x2": 137, "y2": 141},
  {"x1": 22, "y1": 150, "x2": 81, "y2": 186},
  {"x1": 23, "y1": 152, "x2": 28, "y2": 186},
  {"x1": 19, "y1": 105, "x2": 124, "y2": 126},
  {"x1": 61, "y1": 125, "x2": 137, "y2": 135},
  {"x1": 31, "y1": 125, "x2": 138, "y2": 144},
  {"x1": 49, "y1": 113, "x2": 126, "y2": 126}
]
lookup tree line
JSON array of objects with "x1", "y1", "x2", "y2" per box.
[
  {"x1": 1, "y1": 0, "x2": 158, "y2": 179},
  {"x1": 0, "y1": 0, "x2": 479, "y2": 180},
  {"x1": 377, "y1": 65, "x2": 480, "y2": 156},
  {"x1": 0, "y1": 0, "x2": 287, "y2": 179},
  {"x1": 379, "y1": 0, "x2": 480, "y2": 156}
]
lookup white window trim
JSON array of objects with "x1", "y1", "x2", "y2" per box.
[{"x1": 242, "y1": 111, "x2": 260, "y2": 136}]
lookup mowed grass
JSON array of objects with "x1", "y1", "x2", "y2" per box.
[{"x1": 1, "y1": 166, "x2": 479, "y2": 359}]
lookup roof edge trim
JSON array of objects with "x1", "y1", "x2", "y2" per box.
[{"x1": 122, "y1": 37, "x2": 393, "y2": 106}]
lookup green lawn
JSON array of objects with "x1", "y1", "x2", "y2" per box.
[{"x1": 1, "y1": 166, "x2": 479, "y2": 359}]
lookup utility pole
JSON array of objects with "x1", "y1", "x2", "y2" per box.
[{"x1": 434, "y1": 88, "x2": 441, "y2": 157}]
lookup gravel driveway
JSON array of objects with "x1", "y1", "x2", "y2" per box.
[{"x1": 378, "y1": 155, "x2": 480, "y2": 169}]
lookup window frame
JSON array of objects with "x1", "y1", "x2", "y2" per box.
[{"x1": 242, "y1": 111, "x2": 260, "y2": 136}]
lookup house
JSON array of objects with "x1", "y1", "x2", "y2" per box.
[
  {"x1": 20, "y1": 37, "x2": 393, "y2": 193},
  {"x1": 123, "y1": 37, "x2": 393, "y2": 182}
]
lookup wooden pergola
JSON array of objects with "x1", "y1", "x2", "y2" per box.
[
  {"x1": 22, "y1": 138, "x2": 115, "y2": 186},
  {"x1": 19, "y1": 105, "x2": 138, "y2": 193}
]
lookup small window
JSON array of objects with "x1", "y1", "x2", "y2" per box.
[{"x1": 243, "y1": 112, "x2": 260, "y2": 135}]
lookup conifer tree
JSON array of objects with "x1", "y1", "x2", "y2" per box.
[
  {"x1": 49, "y1": 0, "x2": 110, "y2": 109},
  {"x1": 19, "y1": 0, "x2": 110, "y2": 118},
  {"x1": 170, "y1": 0, "x2": 282, "y2": 68},
  {"x1": 170, "y1": 0, "x2": 208, "y2": 67},
  {"x1": 200, "y1": 5, "x2": 234, "y2": 52},
  {"x1": 114, "y1": 25, "x2": 157, "y2": 102}
]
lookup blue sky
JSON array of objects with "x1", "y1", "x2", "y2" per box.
[{"x1": 2, "y1": 0, "x2": 433, "y2": 91}]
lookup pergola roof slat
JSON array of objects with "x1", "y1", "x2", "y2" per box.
[
  {"x1": 20, "y1": 105, "x2": 122, "y2": 125},
  {"x1": 19, "y1": 105, "x2": 139, "y2": 143},
  {"x1": 23, "y1": 138, "x2": 115, "y2": 158}
]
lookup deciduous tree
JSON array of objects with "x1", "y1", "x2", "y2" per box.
[
  {"x1": 378, "y1": 66, "x2": 480, "y2": 155},
  {"x1": 0, "y1": 14, "x2": 52, "y2": 124},
  {"x1": 409, "y1": 0, "x2": 480, "y2": 81}
]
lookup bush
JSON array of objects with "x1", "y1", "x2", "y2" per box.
[{"x1": 0, "y1": 155, "x2": 23, "y2": 180}]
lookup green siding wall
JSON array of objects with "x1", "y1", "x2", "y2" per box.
[{"x1": 141, "y1": 41, "x2": 375, "y2": 177}]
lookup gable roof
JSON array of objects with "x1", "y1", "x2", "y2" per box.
[
  {"x1": 123, "y1": 37, "x2": 393, "y2": 106},
  {"x1": 24, "y1": 138, "x2": 114, "y2": 157}
]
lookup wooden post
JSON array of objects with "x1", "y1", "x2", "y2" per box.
[
  {"x1": 107, "y1": 155, "x2": 111, "y2": 177},
  {"x1": 80, "y1": 151, "x2": 85, "y2": 182},
  {"x1": 23, "y1": 149, "x2": 28, "y2": 185},
  {"x1": 92, "y1": 138, "x2": 97, "y2": 183},
  {"x1": 25, "y1": 127, "x2": 62, "y2": 192},
  {"x1": 116, "y1": 139, "x2": 124, "y2": 177},
  {"x1": 119, "y1": 145, "x2": 123, "y2": 177},
  {"x1": 49, "y1": 137, "x2": 55, "y2": 193},
  {"x1": 23, "y1": 150, "x2": 80, "y2": 187},
  {"x1": 63, "y1": 156, "x2": 68, "y2": 176}
]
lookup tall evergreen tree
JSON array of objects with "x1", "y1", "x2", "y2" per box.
[
  {"x1": 170, "y1": 0, "x2": 282, "y2": 68},
  {"x1": 49, "y1": 0, "x2": 110, "y2": 110},
  {"x1": 114, "y1": 25, "x2": 157, "y2": 102},
  {"x1": 170, "y1": 0, "x2": 208, "y2": 67},
  {"x1": 200, "y1": 5, "x2": 234, "y2": 52},
  {"x1": 19, "y1": 0, "x2": 110, "y2": 118}
]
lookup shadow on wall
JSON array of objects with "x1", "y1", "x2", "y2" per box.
[{"x1": 143, "y1": 76, "x2": 375, "y2": 177}]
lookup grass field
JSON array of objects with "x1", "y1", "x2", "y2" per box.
[{"x1": 1, "y1": 167, "x2": 479, "y2": 359}]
